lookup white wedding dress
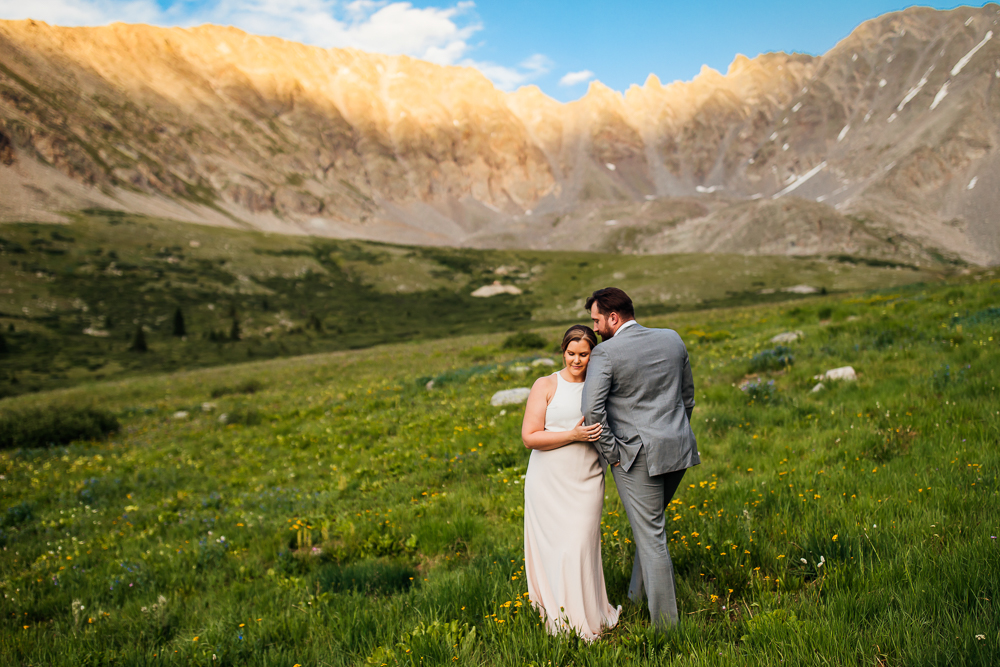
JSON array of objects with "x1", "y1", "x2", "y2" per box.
[{"x1": 523, "y1": 371, "x2": 620, "y2": 641}]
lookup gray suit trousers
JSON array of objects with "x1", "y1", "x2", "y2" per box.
[{"x1": 612, "y1": 446, "x2": 686, "y2": 629}]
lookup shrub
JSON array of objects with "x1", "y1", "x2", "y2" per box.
[
  {"x1": 0, "y1": 407, "x2": 119, "y2": 449},
  {"x1": 172, "y1": 307, "x2": 186, "y2": 337},
  {"x1": 129, "y1": 324, "x2": 148, "y2": 352},
  {"x1": 741, "y1": 379, "x2": 777, "y2": 403},
  {"x1": 219, "y1": 406, "x2": 261, "y2": 426},
  {"x1": 686, "y1": 328, "x2": 734, "y2": 343},
  {"x1": 501, "y1": 331, "x2": 547, "y2": 350},
  {"x1": 748, "y1": 346, "x2": 794, "y2": 373},
  {"x1": 317, "y1": 558, "x2": 417, "y2": 596},
  {"x1": 932, "y1": 363, "x2": 967, "y2": 392},
  {"x1": 2, "y1": 501, "x2": 33, "y2": 528},
  {"x1": 210, "y1": 378, "x2": 262, "y2": 398}
]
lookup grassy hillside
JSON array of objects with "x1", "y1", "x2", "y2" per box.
[
  {"x1": 0, "y1": 211, "x2": 946, "y2": 397},
  {"x1": 0, "y1": 272, "x2": 997, "y2": 665}
]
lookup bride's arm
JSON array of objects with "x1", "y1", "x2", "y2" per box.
[{"x1": 521, "y1": 376, "x2": 602, "y2": 451}]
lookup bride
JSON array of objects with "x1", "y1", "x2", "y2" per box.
[{"x1": 521, "y1": 324, "x2": 620, "y2": 641}]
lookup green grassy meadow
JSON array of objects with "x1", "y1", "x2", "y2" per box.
[
  {"x1": 0, "y1": 266, "x2": 997, "y2": 665},
  {"x1": 0, "y1": 211, "x2": 947, "y2": 397}
]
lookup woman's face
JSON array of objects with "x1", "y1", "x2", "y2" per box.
[{"x1": 563, "y1": 338, "x2": 592, "y2": 375}]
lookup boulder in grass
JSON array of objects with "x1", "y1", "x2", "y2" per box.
[
  {"x1": 814, "y1": 366, "x2": 857, "y2": 381},
  {"x1": 811, "y1": 382, "x2": 825, "y2": 393},
  {"x1": 770, "y1": 331, "x2": 804, "y2": 344},
  {"x1": 491, "y1": 388, "x2": 531, "y2": 406},
  {"x1": 531, "y1": 358, "x2": 556, "y2": 367},
  {"x1": 173, "y1": 411, "x2": 189, "y2": 419},
  {"x1": 471, "y1": 282, "x2": 522, "y2": 298}
]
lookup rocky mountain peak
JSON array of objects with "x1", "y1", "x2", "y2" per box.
[{"x1": 1, "y1": 5, "x2": 999, "y2": 264}]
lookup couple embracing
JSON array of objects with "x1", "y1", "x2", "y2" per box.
[{"x1": 520, "y1": 287, "x2": 699, "y2": 640}]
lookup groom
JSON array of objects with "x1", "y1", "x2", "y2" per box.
[{"x1": 582, "y1": 287, "x2": 699, "y2": 630}]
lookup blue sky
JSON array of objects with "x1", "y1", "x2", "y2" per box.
[{"x1": 0, "y1": 1, "x2": 990, "y2": 100}]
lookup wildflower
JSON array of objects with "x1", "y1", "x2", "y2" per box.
[
  {"x1": 977, "y1": 634, "x2": 985, "y2": 640},
  {"x1": 832, "y1": 534, "x2": 838, "y2": 541},
  {"x1": 800, "y1": 558, "x2": 807, "y2": 564}
]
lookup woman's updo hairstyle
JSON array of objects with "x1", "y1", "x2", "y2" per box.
[{"x1": 561, "y1": 324, "x2": 598, "y2": 353}]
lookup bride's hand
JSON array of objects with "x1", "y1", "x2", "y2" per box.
[{"x1": 570, "y1": 417, "x2": 602, "y2": 442}]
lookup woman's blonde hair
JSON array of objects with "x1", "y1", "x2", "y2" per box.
[{"x1": 561, "y1": 325, "x2": 598, "y2": 353}]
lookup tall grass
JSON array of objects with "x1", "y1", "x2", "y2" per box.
[{"x1": 0, "y1": 276, "x2": 997, "y2": 665}]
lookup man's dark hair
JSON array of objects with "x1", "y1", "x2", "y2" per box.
[{"x1": 585, "y1": 287, "x2": 634, "y2": 319}]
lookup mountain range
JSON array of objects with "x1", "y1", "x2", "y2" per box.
[{"x1": 1, "y1": 5, "x2": 999, "y2": 264}]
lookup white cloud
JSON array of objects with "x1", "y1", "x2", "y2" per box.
[
  {"x1": 0, "y1": 0, "x2": 483, "y2": 64},
  {"x1": 1, "y1": 0, "x2": 556, "y2": 90},
  {"x1": 462, "y1": 53, "x2": 550, "y2": 91},
  {"x1": 559, "y1": 69, "x2": 594, "y2": 86},
  {"x1": 0, "y1": 0, "x2": 163, "y2": 26}
]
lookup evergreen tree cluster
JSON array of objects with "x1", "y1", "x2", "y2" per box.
[{"x1": 118, "y1": 303, "x2": 325, "y2": 353}]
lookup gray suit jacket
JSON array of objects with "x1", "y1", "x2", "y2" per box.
[{"x1": 582, "y1": 323, "x2": 699, "y2": 476}]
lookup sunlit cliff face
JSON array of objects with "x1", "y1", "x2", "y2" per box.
[{"x1": 1, "y1": 5, "x2": 999, "y2": 264}]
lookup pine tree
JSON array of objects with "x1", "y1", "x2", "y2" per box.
[
  {"x1": 0, "y1": 332, "x2": 8, "y2": 354},
  {"x1": 230, "y1": 319, "x2": 241, "y2": 342},
  {"x1": 172, "y1": 307, "x2": 186, "y2": 337},
  {"x1": 310, "y1": 314, "x2": 323, "y2": 332},
  {"x1": 130, "y1": 324, "x2": 148, "y2": 352}
]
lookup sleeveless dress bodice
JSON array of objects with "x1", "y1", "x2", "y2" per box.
[{"x1": 544, "y1": 372, "x2": 587, "y2": 432}]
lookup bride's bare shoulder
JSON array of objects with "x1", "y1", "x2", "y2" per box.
[{"x1": 530, "y1": 372, "x2": 558, "y2": 400}]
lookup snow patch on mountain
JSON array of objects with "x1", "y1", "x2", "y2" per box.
[
  {"x1": 950, "y1": 31, "x2": 992, "y2": 76},
  {"x1": 897, "y1": 66, "x2": 934, "y2": 111},
  {"x1": 930, "y1": 81, "x2": 949, "y2": 110},
  {"x1": 773, "y1": 162, "x2": 827, "y2": 199}
]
